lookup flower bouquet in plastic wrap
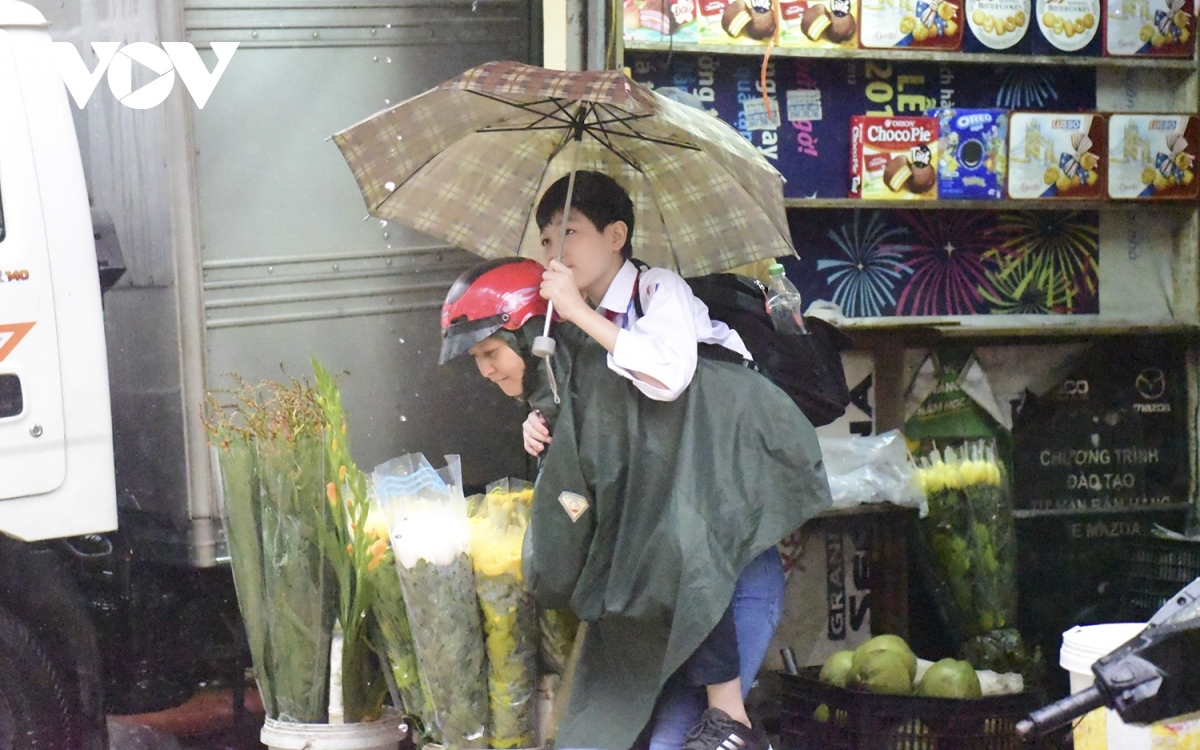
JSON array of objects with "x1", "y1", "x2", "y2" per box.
[
  {"x1": 913, "y1": 441, "x2": 1036, "y2": 676},
  {"x1": 373, "y1": 454, "x2": 489, "y2": 748},
  {"x1": 468, "y1": 479, "x2": 538, "y2": 748},
  {"x1": 204, "y1": 376, "x2": 335, "y2": 723}
]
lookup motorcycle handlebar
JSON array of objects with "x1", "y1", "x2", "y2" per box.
[{"x1": 1016, "y1": 685, "x2": 1107, "y2": 740}]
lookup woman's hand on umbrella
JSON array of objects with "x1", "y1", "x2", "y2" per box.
[{"x1": 541, "y1": 261, "x2": 588, "y2": 322}]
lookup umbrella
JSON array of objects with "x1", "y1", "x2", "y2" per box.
[{"x1": 332, "y1": 60, "x2": 795, "y2": 278}]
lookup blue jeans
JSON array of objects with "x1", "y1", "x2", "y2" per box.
[{"x1": 647, "y1": 547, "x2": 786, "y2": 750}]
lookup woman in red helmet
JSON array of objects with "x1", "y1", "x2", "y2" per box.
[{"x1": 440, "y1": 257, "x2": 831, "y2": 750}]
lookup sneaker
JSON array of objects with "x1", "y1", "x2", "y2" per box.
[{"x1": 680, "y1": 708, "x2": 770, "y2": 750}]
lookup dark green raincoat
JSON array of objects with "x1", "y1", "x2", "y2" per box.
[{"x1": 522, "y1": 324, "x2": 832, "y2": 750}]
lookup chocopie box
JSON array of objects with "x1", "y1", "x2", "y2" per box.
[
  {"x1": 696, "y1": 0, "x2": 732, "y2": 41},
  {"x1": 1105, "y1": 0, "x2": 1195, "y2": 56},
  {"x1": 1007, "y1": 112, "x2": 1106, "y2": 199},
  {"x1": 964, "y1": 0, "x2": 1035, "y2": 50},
  {"x1": 779, "y1": 0, "x2": 860, "y2": 47},
  {"x1": 718, "y1": 0, "x2": 780, "y2": 43},
  {"x1": 850, "y1": 116, "x2": 940, "y2": 199},
  {"x1": 931, "y1": 108, "x2": 1008, "y2": 199},
  {"x1": 1032, "y1": 0, "x2": 1102, "y2": 53},
  {"x1": 624, "y1": 0, "x2": 700, "y2": 43},
  {"x1": 859, "y1": 0, "x2": 964, "y2": 48},
  {"x1": 1107, "y1": 114, "x2": 1199, "y2": 199}
]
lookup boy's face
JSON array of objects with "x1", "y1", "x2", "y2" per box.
[
  {"x1": 468, "y1": 336, "x2": 526, "y2": 397},
  {"x1": 539, "y1": 209, "x2": 627, "y2": 302}
]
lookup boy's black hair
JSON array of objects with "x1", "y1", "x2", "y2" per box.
[{"x1": 535, "y1": 171, "x2": 635, "y2": 259}]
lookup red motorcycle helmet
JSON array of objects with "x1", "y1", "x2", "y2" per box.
[{"x1": 439, "y1": 258, "x2": 548, "y2": 364}]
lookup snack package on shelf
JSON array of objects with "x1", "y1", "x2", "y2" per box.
[
  {"x1": 1032, "y1": 0, "x2": 1102, "y2": 54},
  {"x1": 964, "y1": 0, "x2": 1034, "y2": 50},
  {"x1": 468, "y1": 479, "x2": 539, "y2": 749},
  {"x1": 850, "y1": 116, "x2": 940, "y2": 199},
  {"x1": 719, "y1": 0, "x2": 780, "y2": 43},
  {"x1": 859, "y1": 0, "x2": 964, "y2": 49},
  {"x1": 373, "y1": 454, "x2": 488, "y2": 748},
  {"x1": 779, "y1": 0, "x2": 860, "y2": 47},
  {"x1": 1105, "y1": 0, "x2": 1194, "y2": 56},
  {"x1": 624, "y1": 0, "x2": 701, "y2": 43},
  {"x1": 931, "y1": 108, "x2": 1008, "y2": 199},
  {"x1": 1107, "y1": 114, "x2": 1199, "y2": 199},
  {"x1": 1007, "y1": 112, "x2": 1107, "y2": 199}
]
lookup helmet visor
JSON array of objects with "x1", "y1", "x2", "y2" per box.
[{"x1": 438, "y1": 314, "x2": 506, "y2": 365}]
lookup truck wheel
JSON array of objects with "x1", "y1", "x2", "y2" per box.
[{"x1": 0, "y1": 605, "x2": 74, "y2": 748}]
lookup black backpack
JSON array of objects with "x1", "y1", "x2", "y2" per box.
[{"x1": 630, "y1": 263, "x2": 854, "y2": 427}]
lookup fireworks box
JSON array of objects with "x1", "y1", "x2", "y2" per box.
[
  {"x1": 624, "y1": 0, "x2": 700, "y2": 43},
  {"x1": 1105, "y1": 0, "x2": 1195, "y2": 56},
  {"x1": 931, "y1": 108, "x2": 1009, "y2": 199},
  {"x1": 1007, "y1": 112, "x2": 1106, "y2": 199},
  {"x1": 859, "y1": 0, "x2": 964, "y2": 49},
  {"x1": 963, "y1": 0, "x2": 1035, "y2": 50},
  {"x1": 850, "y1": 116, "x2": 940, "y2": 199},
  {"x1": 1031, "y1": 0, "x2": 1103, "y2": 54},
  {"x1": 1108, "y1": 114, "x2": 1199, "y2": 199},
  {"x1": 778, "y1": 0, "x2": 860, "y2": 47}
]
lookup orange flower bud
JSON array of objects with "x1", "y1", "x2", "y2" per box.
[
  {"x1": 346, "y1": 543, "x2": 355, "y2": 555},
  {"x1": 339, "y1": 465, "x2": 348, "y2": 482},
  {"x1": 370, "y1": 539, "x2": 388, "y2": 557},
  {"x1": 367, "y1": 556, "x2": 383, "y2": 572},
  {"x1": 350, "y1": 522, "x2": 358, "y2": 532},
  {"x1": 326, "y1": 482, "x2": 337, "y2": 506},
  {"x1": 331, "y1": 438, "x2": 339, "y2": 453}
]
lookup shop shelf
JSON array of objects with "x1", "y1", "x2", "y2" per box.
[
  {"x1": 623, "y1": 39, "x2": 1199, "y2": 69},
  {"x1": 1124, "y1": 535, "x2": 1200, "y2": 620},
  {"x1": 831, "y1": 317, "x2": 1200, "y2": 341},
  {"x1": 784, "y1": 198, "x2": 1197, "y2": 210}
]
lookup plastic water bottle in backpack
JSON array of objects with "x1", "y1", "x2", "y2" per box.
[{"x1": 765, "y1": 263, "x2": 809, "y2": 335}]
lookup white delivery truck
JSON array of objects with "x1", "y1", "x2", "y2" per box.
[{"x1": 0, "y1": 0, "x2": 537, "y2": 745}]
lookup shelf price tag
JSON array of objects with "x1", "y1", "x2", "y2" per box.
[
  {"x1": 786, "y1": 89, "x2": 823, "y2": 122},
  {"x1": 741, "y1": 96, "x2": 781, "y2": 131}
]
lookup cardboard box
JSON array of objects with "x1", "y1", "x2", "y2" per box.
[
  {"x1": 1108, "y1": 114, "x2": 1199, "y2": 199},
  {"x1": 1105, "y1": 0, "x2": 1195, "y2": 56},
  {"x1": 859, "y1": 0, "x2": 964, "y2": 48},
  {"x1": 963, "y1": 0, "x2": 1035, "y2": 50},
  {"x1": 850, "y1": 116, "x2": 940, "y2": 199},
  {"x1": 624, "y1": 0, "x2": 700, "y2": 43},
  {"x1": 1031, "y1": 0, "x2": 1103, "y2": 53},
  {"x1": 779, "y1": 0, "x2": 860, "y2": 47},
  {"x1": 932, "y1": 108, "x2": 1008, "y2": 199},
  {"x1": 1007, "y1": 112, "x2": 1106, "y2": 199}
]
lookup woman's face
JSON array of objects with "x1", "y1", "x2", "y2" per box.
[{"x1": 468, "y1": 336, "x2": 526, "y2": 397}]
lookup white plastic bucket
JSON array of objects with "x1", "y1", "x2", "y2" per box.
[
  {"x1": 260, "y1": 712, "x2": 404, "y2": 750},
  {"x1": 1059, "y1": 623, "x2": 1147, "y2": 750}
]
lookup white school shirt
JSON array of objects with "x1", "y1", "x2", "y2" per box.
[{"x1": 597, "y1": 260, "x2": 752, "y2": 402}]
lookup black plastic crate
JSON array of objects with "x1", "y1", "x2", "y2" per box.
[
  {"x1": 779, "y1": 668, "x2": 1049, "y2": 750},
  {"x1": 1125, "y1": 537, "x2": 1200, "y2": 621}
]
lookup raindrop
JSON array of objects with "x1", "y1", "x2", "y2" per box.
[
  {"x1": 267, "y1": 266, "x2": 274, "y2": 274},
  {"x1": 386, "y1": 23, "x2": 392, "y2": 28},
  {"x1": 383, "y1": 232, "x2": 390, "y2": 239},
  {"x1": 384, "y1": 181, "x2": 396, "y2": 191},
  {"x1": 386, "y1": 244, "x2": 392, "y2": 248},
  {"x1": 379, "y1": 219, "x2": 388, "y2": 227},
  {"x1": 472, "y1": 0, "x2": 479, "y2": 10},
  {"x1": 362, "y1": 215, "x2": 370, "y2": 221},
  {"x1": 400, "y1": 415, "x2": 408, "y2": 422},
  {"x1": 373, "y1": 56, "x2": 379, "y2": 62},
  {"x1": 396, "y1": 135, "x2": 404, "y2": 141},
  {"x1": 399, "y1": 338, "x2": 406, "y2": 344},
  {"x1": 333, "y1": 263, "x2": 341, "y2": 271},
  {"x1": 251, "y1": 30, "x2": 259, "y2": 38},
  {"x1": 371, "y1": 28, "x2": 377, "y2": 35},
  {"x1": 312, "y1": 31, "x2": 319, "y2": 38},
  {"x1": 388, "y1": 297, "x2": 395, "y2": 303},
  {"x1": 385, "y1": 56, "x2": 392, "y2": 63},
  {"x1": 386, "y1": 259, "x2": 393, "y2": 265},
  {"x1": 385, "y1": 99, "x2": 391, "y2": 105}
]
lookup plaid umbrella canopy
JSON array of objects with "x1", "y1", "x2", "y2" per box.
[{"x1": 332, "y1": 61, "x2": 795, "y2": 277}]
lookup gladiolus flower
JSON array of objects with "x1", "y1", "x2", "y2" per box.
[
  {"x1": 326, "y1": 482, "x2": 337, "y2": 506},
  {"x1": 339, "y1": 465, "x2": 348, "y2": 482},
  {"x1": 367, "y1": 556, "x2": 383, "y2": 572},
  {"x1": 370, "y1": 539, "x2": 388, "y2": 557}
]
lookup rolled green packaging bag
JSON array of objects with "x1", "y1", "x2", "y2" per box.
[{"x1": 374, "y1": 454, "x2": 488, "y2": 749}]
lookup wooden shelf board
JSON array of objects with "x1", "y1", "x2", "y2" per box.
[
  {"x1": 624, "y1": 40, "x2": 1199, "y2": 69},
  {"x1": 785, "y1": 198, "x2": 1200, "y2": 210},
  {"x1": 829, "y1": 317, "x2": 1200, "y2": 339},
  {"x1": 1013, "y1": 503, "x2": 1194, "y2": 518}
]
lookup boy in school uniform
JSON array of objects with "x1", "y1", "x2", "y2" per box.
[{"x1": 524, "y1": 171, "x2": 782, "y2": 750}]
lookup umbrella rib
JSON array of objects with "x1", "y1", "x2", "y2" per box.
[{"x1": 465, "y1": 91, "x2": 586, "y2": 130}]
